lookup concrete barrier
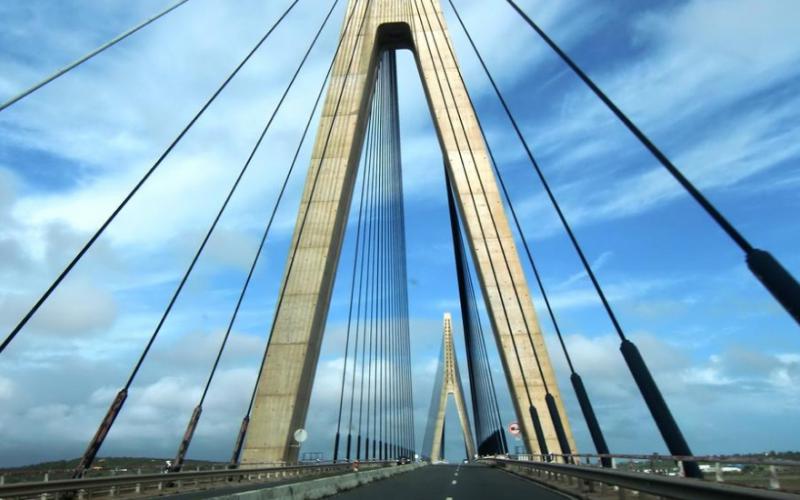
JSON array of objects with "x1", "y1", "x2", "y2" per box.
[{"x1": 210, "y1": 463, "x2": 424, "y2": 500}]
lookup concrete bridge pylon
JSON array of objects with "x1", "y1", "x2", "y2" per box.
[{"x1": 241, "y1": 0, "x2": 576, "y2": 465}]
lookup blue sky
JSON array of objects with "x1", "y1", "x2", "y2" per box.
[{"x1": 0, "y1": 0, "x2": 798, "y2": 467}]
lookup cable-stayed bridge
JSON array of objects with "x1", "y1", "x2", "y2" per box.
[{"x1": 1, "y1": 0, "x2": 798, "y2": 499}]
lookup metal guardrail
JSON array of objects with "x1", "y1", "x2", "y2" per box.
[
  {"x1": 506, "y1": 452, "x2": 800, "y2": 491},
  {"x1": 509, "y1": 452, "x2": 800, "y2": 468},
  {"x1": 0, "y1": 461, "x2": 391, "y2": 499},
  {"x1": 490, "y1": 458, "x2": 800, "y2": 500}
]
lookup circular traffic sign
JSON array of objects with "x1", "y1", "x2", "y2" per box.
[
  {"x1": 294, "y1": 428, "x2": 308, "y2": 443},
  {"x1": 508, "y1": 422, "x2": 521, "y2": 436}
]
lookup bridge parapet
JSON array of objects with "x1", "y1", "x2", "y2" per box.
[
  {"x1": 0, "y1": 461, "x2": 394, "y2": 499},
  {"x1": 487, "y1": 455, "x2": 800, "y2": 499}
]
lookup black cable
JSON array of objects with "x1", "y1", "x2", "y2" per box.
[
  {"x1": 410, "y1": 0, "x2": 535, "y2": 411},
  {"x1": 334, "y1": 67, "x2": 375, "y2": 464},
  {"x1": 357, "y1": 65, "x2": 382, "y2": 461},
  {"x1": 171, "y1": 0, "x2": 344, "y2": 472},
  {"x1": 429, "y1": 0, "x2": 605, "y2": 462},
  {"x1": 447, "y1": 179, "x2": 483, "y2": 449},
  {"x1": 501, "y1": 0, "x2": 751, "y2": 253},
  {"x1": 446, "y1": 0, "x2": 625, "y2": 343},
  {"x1": 502, "y1": 3, "x2": 800, "y2": 327},
  {"x1": 347, "y1": 74, "x2": 380, "y2": 462},
  {"x1": 418, "y1": 0, "x2": 555, "y2": 397},
  {"x1": 448, "y1": 0, "x2": 701, "y2": 475},
  {"x1": 128, "y1": 0, "x2": 340, "y2": 393},
  {"x1": 0, "y1": 0, "x2": 193, "y2": 112},
  {"x1": 413, "y1": 0, "x2": 550, "y2": 456},
  {"x1": 0, "y1": 0, "x2": 302, "y2": 356},
  {"x1": 70, "y1": 2, "x2": 309, "y2": 478}
]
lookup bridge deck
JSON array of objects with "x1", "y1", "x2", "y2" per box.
[{"x1": 331, "y1": 464, "x2": 567, "y2": 500}]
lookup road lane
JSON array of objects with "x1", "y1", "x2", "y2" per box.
[{"x1": 331, "y1": 463, "x2": 569, "y2": 500}]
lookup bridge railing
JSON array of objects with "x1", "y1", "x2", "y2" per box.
[
  {"x1": 0, "y1": 461, "x2": 392, "y2": 499},
  {"x1": 489, "y1": 455, "x2": 800, "y2": 499},
  {"x1": 504, "y1": 452, "x2": 800, "y2": 492}
]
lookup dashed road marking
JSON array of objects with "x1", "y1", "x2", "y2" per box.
[
  {"x1": 452, "y1": 480, "x2": 457, "y2": 485},
  {"x1": 446, "y1": 497, "x2": 453, "y2": 500}
]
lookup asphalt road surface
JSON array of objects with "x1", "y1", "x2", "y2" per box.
[{"x1": 331, "y1": 463, "x2": 570, "y2": 500}]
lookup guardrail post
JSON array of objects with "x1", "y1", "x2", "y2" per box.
[
  {"x1": 678, "y1": 460, "x2": 685, "y2": 477},
  {"x1": 769, "y1": 465, "x2": 780, "y2": 490},
  {"x1": 0, "y1": 474, "x2": 4, "y2": 485},
  {"x1": 714, "y1": 462, "x2": 723, "y2": 482}
]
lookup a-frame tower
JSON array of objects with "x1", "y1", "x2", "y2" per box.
[
  {"x1": 428, "y1": 313, "x2": 476, "y2": 461},
  {"x1": 242, "y1": 0, "x2": 576, "y2": 465}
]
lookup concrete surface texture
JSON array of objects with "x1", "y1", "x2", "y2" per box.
[
  {"x1": 242, "y1": 0, "x2": 576, "y2": 465},
  {"x1": 210, "y1": 464, "x2": 423, "y2": 500}
]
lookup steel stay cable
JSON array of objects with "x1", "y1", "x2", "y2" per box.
[
  {"x1": 0, "y1": 0, "x2": 192, "y2": 112},
  {"x1": 429, "y1": 1, "x2": 577, "y2": 376},
  {"x1": 446, "y1": 179, "x2": 487, "y2": 447},
  {"x1": 171, "y1": 0, "x2": 344, "y2": 470},
  {"x1": 126, "y1": 0, "x2": 340, "y2": 394},
  {"x1": 418, "y1": 0, "x2": 554, "y2": 400},
  {"x1": 446, "y1": 178, "x2": 493, "y2": 450},
  {"x1": 388, "y1": 59, "x2": 401, "y2": 456},
  {"x1": 377, "y1": 64, "x2": 388, "y2": 458},
  {"x1": 446, "y1": 0, "x2": 629, "y2": 343},
  {"x1": 417, "y1": 0, "x2": 569, "y2": 456},
  {"x1": 374, "y1": 58, "x2": 389, "y2": 458},
  {"x1": 459, "y1": 240, "x2": 505, "y2": 451},
  {"x1": 468, "y1": 271, "x2": 509, "y2": 452},
  {"x1": 463, "y1": 249, "x2": 498, "y2": 450},
  {"x1": 335, "y1": 71, "x2": 377, "y2": 464},
  {"x1": 425, "y1": 0, "x2": 570, "y2": 457},
  {"x1": 354, "y1": 101, "x2": 378, "y2": 460},
  {"x1": 365, "y1": 60, "x2": 384, "y2": 459},
  {"x1": 346, "y1": 78, "x2": 380, "y2": 461},
  {"x1": 502, "y1": 0, "x2": 800, "y2": 328},
  {"x1": 382, "y1": 54, "x2": 394, "y2": 458},
  {"x1": 357, "y1": 62, "x2": 382, "y2": 460},
  {"x1": 0, "y1": 0, "x2": 302, "y2": 356},
  {"x1": 410, "y1": 0, "x2": 535, "y2": 416},
  {"x1": 411, "y1": 3, "x2": 549, "y2": 458},
  {"x1": 69, "y1": 1, "x2": 308, "y2": 478},
  {"x1": 425, "y1": 0, "x2": 587, "y2": 457},
  {"x1": 389, "y1": 54, "x2": 404, "y2": 457},
  {"x1": 500, "y1": 1, "x2": 750, "y2": 253},
  {"x1": 387, "y1": 55, "x2": 402, "y2": 457},
  {"x1": 447, "y1": 0, "x2": 700, "y2": 475}
]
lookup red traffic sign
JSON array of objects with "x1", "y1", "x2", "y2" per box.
[{"x1": 508, "y1": 422, "x2": 521, "y2": 435}]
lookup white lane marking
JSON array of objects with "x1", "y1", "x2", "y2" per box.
[
  {"x1": 452, "y1": 480, "x2": 457, "y2": 485},
  {"x1": 446, "y1": 497, "x2": 453, "y2": 500}
]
